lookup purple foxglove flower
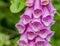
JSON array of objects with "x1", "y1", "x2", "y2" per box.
[
  {"x1": 47, "y1": 1, "x2": 56, "y2": 14},
  {"x1": 41, "y1": 0, "x2": 49, "y2": 5},
  {"x1": 46, "y1": 31, "x2": 55, "y2": 41},
  {"x1": 17, "y1": 34, "x2": 28, "y2": 46},
  {"x1": 20, "y1": 7, "x2": 33, "y2": 24},
  {"x1": 37, "y1": 28, "x2": 52, "y2": 38},
  {"x1": 16, "y1": 0, "x2": 56, "y2": 46},
  {"x1": 28, "y1": 41, "x2": 35, "y2": 46},
  {"x1": 26, "y1": 26, "x2": 36, "y2": 40},
  {"x1": 35, "y1": 37, "x2": 51, "y2": 46},
  {"x1": 42, "y1": 15, "x2": 55, "y2": 26},
  {"x1": 42, "y1": 6, "x2": 54, "y2": 26},
  {"x1": 26, "y1": 0, "x2": 34, "y2": 7},
  {"x1": 33, "y1": 0, "x2": 42, "y2": 18},
  {"x1": 15, "y1": 21, "x2": 25, "y2": 34},
  {"x1": 30, "y1": 18, "x2": 42, "y2": 32}
]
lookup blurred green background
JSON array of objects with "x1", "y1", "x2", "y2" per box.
[{"x1": 0, "y1": 0, "x2": 60, "y2": 46}]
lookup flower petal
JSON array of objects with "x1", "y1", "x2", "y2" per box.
[
  {"x1": 33, "y1": 0, "x2": 42, "y2": 18},
  {"x1": 15, "y1": 21, "x2": 25, "y2": 34}
]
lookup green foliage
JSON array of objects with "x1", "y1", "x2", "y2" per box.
[{"x1": 10, "y1": 0, "x2": 26, "y2": 13}]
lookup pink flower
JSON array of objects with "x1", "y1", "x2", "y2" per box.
[
  {"x1": 37, "y1": 28, "x2": 52, "y2": 38},
  {"x1": 42, "y1": 6, "x2": 54, "y2": 26},
  {"x1": 35, "y1": 37, "x2": 51, "y2": 46},
  {"x1": 20, "y1": 7, "x2": 33, "y2": 24},
  {"x1": 46, "y1": 31, "x2": 55, "y2": 41},
  {"x1": 17, "y1": 34, "x2": 28, "y2": 46},
  {"x1": 28, "y1": 41, "x2": 35, "y2": 46},
  {"x1": 47, "y1": 1, "x2": 56, "y2": 14},
  {"x1": 26, "y1": 26, "x2": 36, "y2": 40},
  {"x1": 33, "y1": 0, "x2": 42, "y2": 18},
  {"x1": 16, "y1": 21, "x2": 25, "y2": 34},
  {"x1": 30, "y1": 18, "x2": 42, "y2": 32},
  {"x1": 16, "y1": 0, "x2": 56, "y2": 46}
]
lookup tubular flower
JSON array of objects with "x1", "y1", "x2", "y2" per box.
[{"x1": 16, "y1": 0, "x2": 56, "y2": 46}]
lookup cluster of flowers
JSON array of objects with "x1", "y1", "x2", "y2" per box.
[{"x1": 16, "y1": 0, "x2": 56, "y2": 46}]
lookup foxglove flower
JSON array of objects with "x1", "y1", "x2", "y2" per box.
[
  {"x1": 30, "y1": 18, "x2": 42, "y2": 32},
  {"x1": 17, "y1": 34, "x2": 28, "y2": 46},
  {"x1": 47, "y1": 1, "x2": 56, "y2": 14},
  {"x1": 46, "y1": 31, "x2": 55, "y2": 41},
  {"x1": 26, "y1": 26, "x2": 36, "y2": 40},
  {"x1": 20, "y1": 7, "x2": 33, "y2": 24},
  {"x1": 33, "y1": 0, "x2": 42, "y2": 18},
  {"x1": 37, "y1": 28, "x2": 51, "y2": 38},
  {"x1": 28, "y1": 41, "x2": 35, "y2": 46},
  {"x1": 35, "y1": 37, "x2": 51, "y2": 46},
  {"x1": 42, "y1": 6, "x2": 54, "y2": 26},
  {"x1": 16, "y1": 0, "x2": 56, "y2": 46},
  {"x1": 16, "y1": 20, "x2": 25, "y2": 34}
]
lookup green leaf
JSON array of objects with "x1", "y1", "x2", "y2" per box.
[{"x1": 10, "y1": 0, "x2": 26, "y2": 13}]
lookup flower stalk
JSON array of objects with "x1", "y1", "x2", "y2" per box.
[{"x1": 16, "y1": 0, "x2": 56, "y2": 46}]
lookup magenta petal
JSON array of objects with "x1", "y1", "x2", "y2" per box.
[
  {"x1": 27, "y1": 27, "x2": 36, "y2": 40},
  {"x1": 15, "y1": 21, "x2": 25, "y2": 34},
  {"x1": 17, "y1": 34, "x2": 28, "y2": 46},
  {"x1": 35, "y1": 37, "x2": 45, "y2": 46},
  {"x1": 42, "y1": 7, "x2": 54, "y2": 26},
  {"x1": 28, "y1": 41, "x2": 35, "y2": 46},
  {"x1": 42, "y1": 6, "x2": 50, "y2": 18},
  {"x1": 35, "y1": 37, "x2": 45, "y2": 42},
  {"x1": 38, "y1": 29, "x2": 49, "y2": 38},
  {"x1": 42, "y1": 16, "x2": 54, "y2": 26},
  {"x1": 20, "y1": 7, "x2": 33, "y2": 24},
  {"x1": 46, "y1": 31, "x2": 55, "y2": 41},
  {"x1": 33, "y1": 0, "x2": 42, "y2": 18},
  {"x1": 30, "y1": 19, "x2": 42, "y2": 32},
  {"x1": 47, "y1": 1, "x2": 56, "y2": 14}
]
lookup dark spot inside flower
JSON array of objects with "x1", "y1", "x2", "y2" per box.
[
  {"x1": 27, "y1": 32, "x2": 35, "y2": 39},
  {"x1": 34, "y1": 9, "x2": 41, "y2": 15},
  {"x1": 17, "y1": 25, "x2": 24, "y2": 31},
  {"x1": 40, "y1": 29, "x2": 46, "y2": 34},
  {"x1": 23, "y1": 15, "x2": 31, "y2": 23},
  {"x1": 19, "y1": 41, "x2": 27, "y2": 46},
  {"x1": 36, "y1": 41, "x2": 44, "y2": 46},
  {"x1": 43, "y1": 16, "x2": 52, "y2": 22}
]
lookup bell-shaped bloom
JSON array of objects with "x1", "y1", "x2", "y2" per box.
[
  {"x1": 33, "y1": 0, "x2": 42, "y2": 18},
  {"x1": 26, "y1": 0, "x2": 34, "y2": 7},
  {"x1": 17, "y1": 34, "x2": 28, "y2": 46},
  {"x1": 28, "y1": 41, "x2": 35, "y2": 46},
  {"x1": 16, "y1": 0, "x2": 55, "y2": 46},
  {"x1": 42, "y1": 6, "x2": 54, "y2": 26},
  {"x1": 37, "y1": 28, "x2": 52, "y2": 38},
  {"x1": 35, "y1": 37, "x2": 51, "y2": 46},
  {"x1": 20, "y1": 7, "x2": 33, "y2": 24},
  {"x1": 30, "y1": 18, "x2": 42, "y2": 32},
  {"x1": 41, "y1": 0, "x2": 49, "y2": 5},
  {"x1": 15, "y1": 20, "x2": 25, "y2": 34},
  {"x1": 47, "y1": 1, "x2": 56, "y2": 14},
  {"x1": 26, "y1": 26, "x2": 36, "y2": 40},
  {"x1": 46, "y1": 31, "x2": 55, "y2": 41}
]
